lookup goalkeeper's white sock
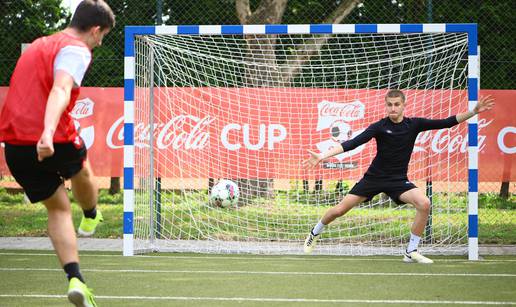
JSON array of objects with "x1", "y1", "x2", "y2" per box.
[
  {"x1": 407, "y1": 233, "x2": 421, "y2": 252},
  {"x1": 311, "y1": 221, "x2": 326, "y2": 236}
]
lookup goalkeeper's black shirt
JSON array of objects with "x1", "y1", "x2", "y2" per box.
[{"x1": 341, "y1": 116, "x2": 458, "y2": 180}]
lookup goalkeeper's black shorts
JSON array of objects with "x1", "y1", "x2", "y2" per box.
[
  {"x1": 4, "y1": 140, "x2": 87, "y2": 203},
  {"x1": 349, "y1": 176, "x2": 417, "y2": 205}
]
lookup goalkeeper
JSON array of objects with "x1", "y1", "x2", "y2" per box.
[
  {"x1": 302, "y1": 89, "x2": 493, "y2": 263},
  {"x1": 0, "y1": 0, "x2": 114, "y2": 305}
]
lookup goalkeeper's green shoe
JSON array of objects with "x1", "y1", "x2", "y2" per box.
[
  {"x1": 67, "y1": 277, "x2": 97, "y2": 307},
  {"x1": 303, "y1": 231, "x2": 319, "y2": 254},
  {"x1": 78, "y1": 210, "x2": 103, "y2": 237}
]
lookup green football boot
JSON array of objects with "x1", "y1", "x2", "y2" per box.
[
  {"x1": 67, "y1": 277, "x2": 97, "y2": 307},
  {"x1": 78, "y1": 210, "x2": 103, "y2": 237}
]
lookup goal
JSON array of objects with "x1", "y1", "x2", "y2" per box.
[{"x1": 123, "y1": 24, "x2": 479, "y2": 259}]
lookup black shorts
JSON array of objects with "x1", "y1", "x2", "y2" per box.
[
  {"x1": 348, "y1": 177, "x2": 417, "y2": 205},
  {"x1": 4, "y1": 141, "x2": 87, "y2": 203}
]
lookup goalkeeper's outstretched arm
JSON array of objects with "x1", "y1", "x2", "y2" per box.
[
  {"x1": 456, "y1": 95, "x2": 495, "y2": 123},
  {"x1": 302, "y1": 146, "x2": 344, "y2": 169},
  {"x1": 417, "y1": 95, "x2": 495, "y2": 132}
]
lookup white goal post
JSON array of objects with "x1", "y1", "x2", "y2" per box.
[{"x1": 123, "y1": 24, "x2": 479, "y2": 259}]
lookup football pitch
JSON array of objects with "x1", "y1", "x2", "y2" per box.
[{"x1": 0, "y1": 251, "x2": 515, "y2": 306}]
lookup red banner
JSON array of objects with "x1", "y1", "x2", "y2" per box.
[{"x1": 0, "y1": 87, "x2": 514, "y2": 182}]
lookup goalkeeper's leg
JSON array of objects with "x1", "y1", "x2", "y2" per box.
[
  {"x1": 398, "y1": 188, "x2": 433, "y2": 264},
  {"x1": 304, "y1": 194, "x2": 367, "y2": 253}
]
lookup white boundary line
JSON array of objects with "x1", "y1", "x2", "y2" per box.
[
  {"x1": 1, "y1": 252, "x2": 515, "y2": 262},
  {"x1": 0, "y1": 294, "x2": 514, "y2": 305},
  {"x1": 1, "y1": 267, "x2": 515, "y2": 277}
]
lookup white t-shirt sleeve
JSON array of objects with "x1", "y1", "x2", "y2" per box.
[{"x1": 53, "y1": 45, "x2": 91, "y2": 86}]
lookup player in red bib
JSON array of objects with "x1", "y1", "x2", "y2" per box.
[{"x1": 0, "y1": 1, "x2": 114, "y2": 305}]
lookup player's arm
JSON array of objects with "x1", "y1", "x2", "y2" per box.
[
  {"x1": 37, "y1": 70, "x2": 74, "y2": 161},
  {"x1": 303, "y1": 146, "x2": 344, "y2": 169},
  {"x1": 418, "y1": 96, "x2": 495, "y2": 132},
  {"x1": 416, "y1": 115, "x2": 458, "y2": 132},
  {"x1": 37, "y1": 46, "x2": 91, "y2": 161},
  {"x1": 456, "y1": 95, "x2": 495, "y2": 123},
  {"x1": 302, "y1": 124, "x2": 376, "y2": 169}
]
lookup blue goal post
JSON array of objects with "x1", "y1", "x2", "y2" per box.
[{"x1": 123, "y1": 23, "x2": 479, "y2": 260}]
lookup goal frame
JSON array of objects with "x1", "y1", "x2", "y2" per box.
[{"x1": 122, "y1": 23, "x2": 479, "y2": 260}]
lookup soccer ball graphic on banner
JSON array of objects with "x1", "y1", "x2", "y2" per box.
[{"x1": 210, "y1": 180, "x2": 239, "y2": 208}]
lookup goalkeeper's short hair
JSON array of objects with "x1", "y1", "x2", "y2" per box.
[{"x1": 385, "y1": 89, "x2": 406, "y2": 103}]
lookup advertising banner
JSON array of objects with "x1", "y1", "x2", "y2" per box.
[{"x1": 0, "y1": 87, "x2": 514, "y2": 182}]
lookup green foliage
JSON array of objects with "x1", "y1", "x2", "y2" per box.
[
  {"x1": 0, "y1": 187, "x2": 514, "y2": 243},
  {"x1": 0, "y1": 187, "x2": 123, "y2": 205},
  {"x1": 163, "y1": 0, "x2": 238, "y2": 25},
  {"x1": 479, "y1": 193, "x2": 516, "y2": 210},
  {"x1": 81, "y1": 0, "x2": 156, "y2": 86},
  {"x1": 0, "y1": 0, "x2": 69, "y2": 85},
  {"x1": 98, "y1": 190, "x2": 123, "y2": 204},
  {"x1": 67, "y1": 189, "x2": 123, "y2": 205},
  {"x1": 0, "y1": 187, "x2": 26, "y2": 203},
  {"x1": 1, "y1": 0, "x2": 513, "y2": 88},
  {"x1": 431, "y1": 1, "x2": 516, "y2": 89},
  {"x1": 0, "y1": 202, "x2": 122, "y2": 238}
]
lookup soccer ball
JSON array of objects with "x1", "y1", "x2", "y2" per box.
[
  {"x1": 210, "y1": 180, "x2": 239, "y2": 208},
  {"x1": 330, "y1": 120, "x2": 352, "y2": 142}
]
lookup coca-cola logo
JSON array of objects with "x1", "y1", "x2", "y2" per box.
[
  {"x1": 70, "y1": 98, "x2": 94, "y2": 119},
  {"x1": 414, "y1": 119, "x2": 492, "y2": 154},
  {"x1": 316, "y1": 100, "x2": 364, "y2": 132},
  {"x1": 70, "y1": 98, "x2": 95, "y2": 149},
  {"x1": 315, "y1": 100, "x2": 365, "y2": 160},
  {"x1": 107, "y1": 115, "x2": 213, "y2": 150},
  {"x1": 319, "y1": 100, "x2": 364, "y2": 119}
]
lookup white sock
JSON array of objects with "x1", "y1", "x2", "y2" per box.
[
  {"x1": 311, "y1": 221, "x2": 326, "y2": 236},
  {"x1": 407, "y1": 233, "x2": 421, "y2": 252}
]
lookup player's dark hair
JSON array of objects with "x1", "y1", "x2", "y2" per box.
[
  {"x1": 69, "y1": 0, "x2": 115, "y2": 32},
  {"x1": 385, "y1": 89, "x2": 406, "y2": 103}
]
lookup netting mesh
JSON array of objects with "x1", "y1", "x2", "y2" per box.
[{"x1": 132, "y1": 31, "x2": 469, "y2": 255}]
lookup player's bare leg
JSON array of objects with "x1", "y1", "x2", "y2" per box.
[
  {"x1": 321, "y1": 194, "x2": 367, "y2": 224},
  {"x1": 42, "y1": 184, "x2": 78, "y2": 266},
  {"x1": 71, "y1": 161, "x2": 102, "y2": 237},
  {"x1": 399, "y1": 188, "x2": 431, "y2": 237},
  {"x1": 71, "y1": 161, "x2": 97, "y2": 211},
  {"x1": 304, "y1": 194, "x2": 366, "y2": 253},
  {"x1": 43, "y1": 185, "x2": 96, "y2": 306},
  {"x1": 399, "y1": 188, "x2": 433, "y2": 263}
]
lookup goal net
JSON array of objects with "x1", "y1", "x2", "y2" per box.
[{"x1": 127, "y1": 25, "x2": 475, "y2": 256}]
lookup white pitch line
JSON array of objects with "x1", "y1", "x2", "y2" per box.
[
  {"x1": 1, "y1": 267, "x2": 515, "y2": 277},
  {"x1": 0, "y1": 294, "x2": 514, "y2": 305},
  {"x1": 1, "y1": 252, "x2": 515, "y2": 262}
]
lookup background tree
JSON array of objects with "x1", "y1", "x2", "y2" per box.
[
  {"x1": 231, "y1": 0, "x2": 362, "y2": 199},
  {"x1": 0, "y1": 0, "x2": 68, "y2": 85},
  {"x1": 82, "y1": 0, "x2": 156, "y2": 87}
]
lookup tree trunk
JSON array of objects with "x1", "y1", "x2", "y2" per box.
[
  {"x1": 303, "y1": 180, "x2": 309, "y2": 193},
  {"x1": 208, "y1": 178, "x2": 215, "y2": 194},
  {"x1": 335, "y1": 180, "x2": 344, "y2": 194},
  {"x1": 109, "y1": 177, "x2": 120, "y2": 195},
  {"x1": 234, "y1": 0, "x2": 362, "y2": 203},
  {"x1": 315, "y1": 179, "x2": 323, "y2": 192},
  {"x1": 500, "y1": 181, "x2": 509, "y2": 199}
]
